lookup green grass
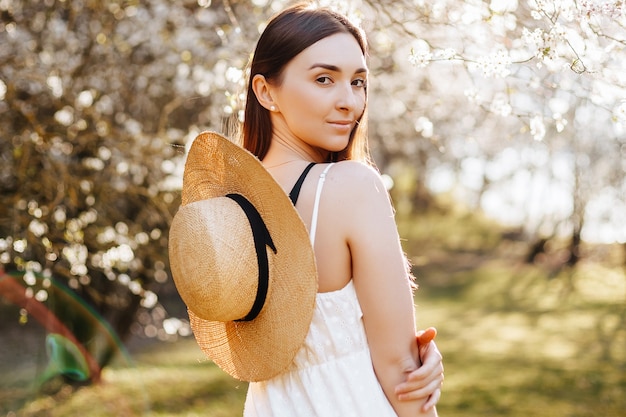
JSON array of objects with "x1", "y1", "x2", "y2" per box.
[
  {"x1": 416, "y1": 262, "x2": 626, "y2": 417},
  {"x1": 11, "y1": 260, "x2": 625, "y2": 417},
  {"x1": 5, "y1": 206, "x2": 626, "y2": 416},
  {"x1": 11, "y1": 339, "x2": 248, "y2": 417}
]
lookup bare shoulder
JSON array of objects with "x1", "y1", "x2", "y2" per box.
[
  {"x1": 329, "y1": 159, "x2": 380, "y2": 177},
  {"x1": 324, "y1": 161, "x2": 393, "y2": 222},
  {"x1": 326, "y1": 160, "x2": 387, "y2": 197}
]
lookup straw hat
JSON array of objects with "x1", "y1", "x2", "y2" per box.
[{"x1": 168, "y1": 132, "x2": 318, "y2": 382}]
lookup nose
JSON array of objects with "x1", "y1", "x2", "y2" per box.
[{"x1": 336, "y1": 82, "x2": 359, "y2": 112}]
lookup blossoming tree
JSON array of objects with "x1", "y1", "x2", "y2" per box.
[{"x1": 362, "y1": 0, "x2": 626, "y2": 256}]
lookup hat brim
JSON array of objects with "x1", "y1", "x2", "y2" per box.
[{"x1": 177, "y1": 132, "x2": 317, "y2": 382}]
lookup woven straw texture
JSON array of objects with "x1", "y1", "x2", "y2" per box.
[
  {"x1": 169, "y1": 198, "x2": 259, "y2": 322},
  {"x1": 168, "y1": 132, "x2": 318, "y2": 382}
]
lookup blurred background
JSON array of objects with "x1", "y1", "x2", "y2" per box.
[{"x1": 1, "y1": 0, "x2": 624, "y2": 416}]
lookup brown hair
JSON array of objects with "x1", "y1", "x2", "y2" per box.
[{"x1": 240, "y1": 3, "x2": 371, "y2": 163}]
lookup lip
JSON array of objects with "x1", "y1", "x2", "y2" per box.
[{"x1": 328, "y1": 120, "x2": 354, "y2": 130}]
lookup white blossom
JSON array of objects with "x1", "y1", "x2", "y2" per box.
[
  {"x1": 35, "y1": 290, "x2": 49, "y2": 302},
  {"x1": 62, "y1": 244, "x2": 88, "y2": 271},
  {"x1": 225, "y1": 66, "x2": 244, "y2": 84},
  {"x1": 490, "y1": 93, "x2": 513, "y2": 117},
  {"x1": 580, "y1": 0, "x2": 625, "y2": 19},
  {"x1": 28, "y1": 220, "x2": 48, "y2": 237},
  {"x1": 13, "y1": 239, "x2": 27, "y2": 253},
  {"x1": 54, "y1": 107, "x2": 74, "y2": 126},
  {"x1": 530, "y1": 10, "x2": 542, "y2": 19},
  {"x1": 46, "y1": 75, "x2": 63, "y2": 98},
  {"x1": 464, "y1": 88, "x2": 481, "y2": 103},
  {"x1": 474, "y1": 49, "x2": 512, "y2": 77},
  {"x1": 414, "y1": 116, "x2": 434, "y2": 138},
  {"x1": 408, "y1": 48, "x2": 433, "y2": 68},
  {"x1": 521, "y1": 23, "x2": 567, "y2": 65},
  {"x1": 530, "y1": 115, "x2": 546, "y2": 141},
  {"x1": 553, "y1": 113, "x2": 568, "y2": 132},
  {"x1": 23, "y1": 270, "x2": 37, "y2": 286},
  {"x1": 75, "y1": 90, "x2": 94, "y2": 109}
]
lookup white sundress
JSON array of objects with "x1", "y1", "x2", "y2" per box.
[{"x1": 243, "y1": 164, "x2": 398, "y2": 417}]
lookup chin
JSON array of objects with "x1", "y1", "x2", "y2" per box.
[
  {"x1": 328, "y1": 137, "x2": 351, "y2": 152},
  {"x1": 320, "y1": 145, "x2": 348, "y2": 157}
]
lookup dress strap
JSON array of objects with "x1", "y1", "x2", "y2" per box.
[
  {"x1": 289, "y1": 162, "x2": 316, "y2": 205},
  {"x1": 310, "y1": 164, "x2": 334, "y2": 247}
]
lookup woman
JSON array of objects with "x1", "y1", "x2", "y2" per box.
[{"x1": 240, "y1": 3, "x2": 442, "y2": 416}]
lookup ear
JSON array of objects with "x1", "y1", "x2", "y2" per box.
[{"x1": 252, "y1": 74, "x2": 278, "y2": 112}]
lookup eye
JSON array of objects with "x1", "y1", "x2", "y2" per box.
[
  {"x1": 316, "y1": 76, "x2": 332, "y2": 85},
  {"x1": 352, "y1": 78, "x2": 366, "y2": 88}
]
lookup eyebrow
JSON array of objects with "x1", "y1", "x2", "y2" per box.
[{"x1": 309, "y1": 63, "x2": 368, "y2": 74}]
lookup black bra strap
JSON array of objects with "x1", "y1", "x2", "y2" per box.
[{"x1": 289, "y1": 162, "x2": 316, "y2": 205}]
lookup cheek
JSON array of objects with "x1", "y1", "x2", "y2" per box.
[{"x1": 283, "y1": 87, "x2": 320, "y2": 114}]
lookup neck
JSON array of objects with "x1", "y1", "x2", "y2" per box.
[{"x1": 262, "y1": 131, "x2": 328, "y2": 166}]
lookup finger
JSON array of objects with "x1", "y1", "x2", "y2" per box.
[
  {"x1": 396, "y1": 384, "x2": 430, "y2": 401},
  {"x1": 396, "y1": 375, "x2": 443, "y2": 401},
  {"x1": 409, "y1": 342, "x2": 443, "y2": 382},
  {"x1": 396, "y1": 357, "x2": 443, "y2": 395},
  {"x1": 416, "y1": 327, "x2": 437, "y2": 346},
  {"x1": 399, "y1": 362, "x2": 443, "y2": 393},
  {"x1": 419, "y1": 340, "x2": 442, "y2": 369},
  {"x1": 421, "y1": 388, "x2": 442, "y2": 412},
  {"x1": 407, "y1": 356, "x2": 438, "y2": 382}
]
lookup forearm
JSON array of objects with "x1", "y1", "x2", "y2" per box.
[{"x1": 372, "y1": 347, "x2": 438, "y2": 417}]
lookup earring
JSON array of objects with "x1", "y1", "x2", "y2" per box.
[{"x1": 270, "y1": 105, "x2": 276, "y2": 112}]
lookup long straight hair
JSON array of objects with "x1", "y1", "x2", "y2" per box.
[{"x1": 239, "y1": 3, "x2": 372, "y2": 164}]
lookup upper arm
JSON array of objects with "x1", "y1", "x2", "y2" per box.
[
  {"x1": 337, "y1": 162, "x2": 417, "y2": 358},
  {"x1": 331, "y1": 161, "x2": 425, "y2": 414}
]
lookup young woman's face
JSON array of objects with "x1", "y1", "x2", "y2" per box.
[{"x1": 270, "y1": 33, "x2": 367, "y2": 158}]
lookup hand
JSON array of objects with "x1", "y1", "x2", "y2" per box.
[{"x1": 395, "y1": 327, "x2": 444, "y2": 411}]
